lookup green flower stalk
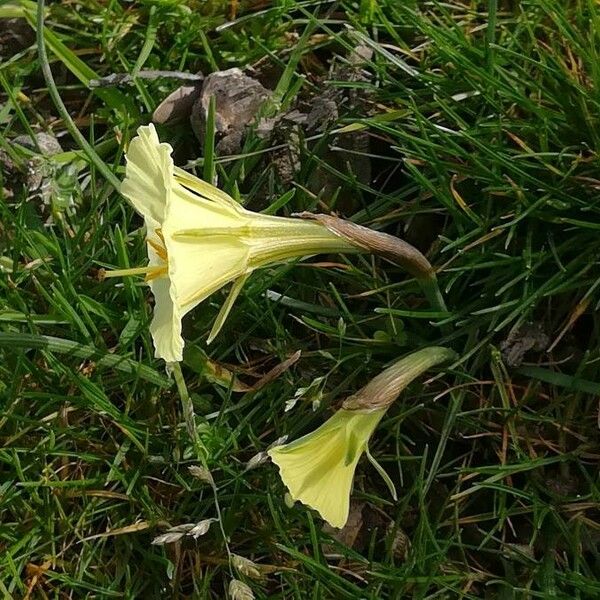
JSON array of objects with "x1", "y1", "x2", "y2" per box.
[
  {"x1": 106, "y1": 125, "x2": 445, "y2": 363},
  {"x1": 268, "y1": 347, "x2": 456, "y2": 528}
]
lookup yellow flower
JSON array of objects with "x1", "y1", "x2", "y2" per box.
[
  {"x1": 268, "y1": 408, "x2": 385, "y2": 529},
  {"x1": 268, "y1": 347, "x2": 456, "y2": 528},
  {"x1": 106, "y1": 124, "x2": 357, "y2": 363}
]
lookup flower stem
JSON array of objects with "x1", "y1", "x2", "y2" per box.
[
  {"x1": 297, "y1": 213, "x2": 450, "y2": 315},
  {"x1": 342, "y1": 346, "x2": 457, "y2": 411},
  {"x1": 170, "y1": 362, "x2": 208, "y2": 463},
  {"x1": 418, "y1": 274, "x2": 447, "y2": 314},
  {"x1": 169, "y1": 362, "x2": 231, "y2": 559}
]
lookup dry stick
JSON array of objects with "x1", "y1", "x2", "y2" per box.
[
  {"x1": 36, "y1": 0, "x2": 121, "y2": 191},
  {"x1": 90, "y1": 71, "x2": 204, "y2": 88}
]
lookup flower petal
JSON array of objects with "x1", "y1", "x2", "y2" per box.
[
  {"x1": 121, "y1": 124, "x2": 173, "y2": 224},
  {"x1": 174, "y1": 166, "x2": 243, "y2": 210},
  {"x1": 141, "y1": 221, "x2": 179, "y2": 362},
  {"x1": 298, "y1": 460, "x2": 355, "y2": 529},
  {"x1": 148, "y1": 275, "x2": 183, "y2": 363}
]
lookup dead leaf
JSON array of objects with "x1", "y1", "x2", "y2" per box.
[
  {"x1": 249, "y1": 350, "x2": 301, "y2": 391},
  {"x1": 500, "y1": 322, "x2": 549, "y2": 367},
  {"x1": 322, "y1": 500, "x2": 365, "y2": 552},
  {"x1": 389, "y1": 525, "x2": 410, "y2": 560},
  {"x1": 81, "y1": 520, "x2": 151, "y2": 542}
]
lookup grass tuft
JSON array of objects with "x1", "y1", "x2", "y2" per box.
[{"x1": 1, "y1": 0, "x2": 599, "y2": 597}]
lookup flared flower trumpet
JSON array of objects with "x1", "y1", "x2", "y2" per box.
[
  {"x1": 269, "y1": 408, "x2": 385, "y2": 528},
  {"x1": 268, "y1": 347, "x2": 456, "y2": 528},
  {"x1": 105, "y1": 124, "x2": 358, "y2": 363}
]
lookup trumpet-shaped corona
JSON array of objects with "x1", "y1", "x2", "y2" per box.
[
  {"x1": 268, "y1": 408, "x2": 385, "y2": 529},
  {"x1": 109, "y1": 124, "x2": 357, "y2": 362}
]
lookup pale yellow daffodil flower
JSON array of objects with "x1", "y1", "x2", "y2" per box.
[
  {"x1": 268, "y1": 347, "x2": 456, "y2": 528},
  {"x1": 106, "y1": 124, "x2": 358, "y2": 363},
  {"x1": 269, "y1": 408, "x2": 385, "y2": 528}
]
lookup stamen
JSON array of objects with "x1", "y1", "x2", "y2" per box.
[
  {"x1": 145, "y1": 266, "x2": 168, "y2": 282},
  {"x1": 147, "y1": 238, "x2": 168, "y2": 261},
  {"x1": 101, "y1": 265, "x2": 161, "y2": 279}
]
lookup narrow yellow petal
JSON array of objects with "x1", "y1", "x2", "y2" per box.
[
  {"x1": 207, "y1": 274, "x2": 249, "y2": 345},
  {"x1": 173, "y1": 166, "x2": 243, "y2": 209}
]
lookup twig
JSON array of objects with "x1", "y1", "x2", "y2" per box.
[{"x1": 89, "y1": 71, "x2": 204, "y2": 88}]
